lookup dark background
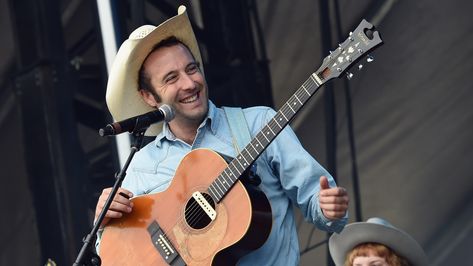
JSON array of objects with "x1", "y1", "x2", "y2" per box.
[{"x1": 1, "y1": 0, "x2": 472, "y2": 265}]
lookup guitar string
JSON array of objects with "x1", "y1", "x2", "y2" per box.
[{"x1": 181, "y1": 163, "x2": 242, "y2": 230}]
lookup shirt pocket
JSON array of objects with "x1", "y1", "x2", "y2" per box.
[{"x1": 131, "y1": 162, "x2": 172, "y2": 194}]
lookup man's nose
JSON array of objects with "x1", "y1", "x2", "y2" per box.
[{"x1": 179, "y1": 72, "x2": 195, "y2": 90}]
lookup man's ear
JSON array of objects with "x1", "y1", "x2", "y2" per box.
[{"x1": 139, "y1": 89, "x2": 159, "y2": 107}]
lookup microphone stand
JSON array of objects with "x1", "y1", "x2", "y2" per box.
[{"x1": 73, "y1": 127, "x2": 148, "y2": 266}]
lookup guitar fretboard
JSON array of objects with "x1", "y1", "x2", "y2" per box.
[{"x1": 208, "y1": 74, "x2": 323, "y2": 203}]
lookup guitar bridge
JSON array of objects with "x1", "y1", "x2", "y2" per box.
[{"x1": 147, "y1": 220, "x2": 186, "y2": 266}]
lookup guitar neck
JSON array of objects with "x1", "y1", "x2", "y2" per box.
[
  {"x1": 207, "y1": 19, "x2": 383, "y2": 203},
  {"x1": 209, "y1": 74, "x2": 322, "y2": 203}
]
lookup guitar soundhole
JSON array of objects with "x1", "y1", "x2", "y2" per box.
[{"x1": 184, "y1": 193, "x2": 216, "y2": 230}]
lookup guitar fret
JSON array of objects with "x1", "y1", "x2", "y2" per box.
[
  {"x1": 238, "y1": 154, "x2": 249, "y2": 167},
  {"x1": 208, "y1": 185, "x2": 217, "y2": 199},
  {"x1": 268, "y1": 122, "x2": 280, "y2": 139},
  {"x1": 211, "y1": 183, "x2": 223, "y2": 199},
  {"x1": 260, "y1": 130, "x2": 270, "y2": 142},
  {"x1": 273, "y1": 116, "x2": 283, "y2": 128},
  {"x1": 243, "y1": 148, "x2": 255, "y2": 161},
  {"x1": 289, "y1": 97, "x2": 300, "y2": 110},
  {"x1": 296, "y1": 87, "x2": 309, "y2": 102},
  {"x1": 287, "y1": 102, "x2": 295, "y2": 114},
  {"x1": 310, "y1": 73, "x2": 321, "y2": 87},
  {"x1": 234, "y1": 157, "x2": 245, "y2": 172},
  {"x1": 249, "y1": 142, "x2": 258, "y2": 153},
  {"x1": 307, "y1": 79, "x2": 317, "y2": 92},
  {"x1": 247, "y1": 146, "x2": 258, "y2": 160},
  {"x1": 217, "y1": 176, "x2": 229, "y2": 191},
  {"x1": 266, "y1": 123, "x2": 276, "y2": 136},
  {"x1": 301, "y1": 84, "x2": 311, "y2": 95},
  {"x1": 214, "y1": 179, "x2": 225, "y2": 195},
  {"x1": 254, "y1": 138, "x2": 263, "y2": 151},
  {"x1": 222, "y1": 170, "x2": 234, "y2": 186},
  {"x1": 294, "y1": 91, "x2": 309, "y2": 106},
  {"x1": 227, "y1": 164, "x2": 240, "y2": 182},
  {"x1": 294, "y1": 94, "x2": 303, "y2": 105},
  {"x1": 279, "y1": 111, "x2": 289, "y2": 122}
]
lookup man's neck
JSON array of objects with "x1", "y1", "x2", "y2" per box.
[{"x1": 168, "y1": 120, "x2": 201, "y2": 145}]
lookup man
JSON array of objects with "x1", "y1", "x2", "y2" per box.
[{"x1": 95, "y1": 5, "x2": 349, "y2": 265}]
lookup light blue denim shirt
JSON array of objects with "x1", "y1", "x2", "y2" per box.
[{"x1": 119, "y1": 100, "x2": 347, "y2": 265}]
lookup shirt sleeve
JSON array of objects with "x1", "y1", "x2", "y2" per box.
[{"x1": 261, "y1": 108, "x2": 347, "y2": 233}]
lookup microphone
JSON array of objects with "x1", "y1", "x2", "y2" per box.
[{"x1": 99, "y1": 104, "x2": 175, "y2": 136}]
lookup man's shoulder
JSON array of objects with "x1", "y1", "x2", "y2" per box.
[{"x1": 242, "y1": 105, "x2": 275, "y2": 113}]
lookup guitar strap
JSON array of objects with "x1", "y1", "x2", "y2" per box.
[
  {"x1": 223, "y1": 107, "x2": 261, "y2": 187},
  {"x1": 223, "y1": 107, "x2": 252, "y2": 153}
]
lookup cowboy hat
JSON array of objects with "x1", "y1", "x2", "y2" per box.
[
  {"x1": 329, "y1": 217, "x2": 428, "y2": 266},
  {"x1": 105, "y1": 5, "x2": 203, "y2": 136}
]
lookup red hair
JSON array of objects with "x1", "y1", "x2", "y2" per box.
[{"x1": 345, "y1": 242, "x2": 411, "y2": 266}]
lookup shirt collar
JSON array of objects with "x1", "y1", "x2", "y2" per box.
[{"x1": 154, "y1": 100, "x2": 218, "y2": 147}]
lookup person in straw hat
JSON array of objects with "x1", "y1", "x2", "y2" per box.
[
  {"x1": 94, "y1": 5, "x2": 349, "y2": 265},
  {"x1": 329, "y1": 217, "x2": 429, "y2": 266}
]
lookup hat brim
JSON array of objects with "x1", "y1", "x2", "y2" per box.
[
  {"x1": 105, "y1": 5, "x2": 202, "y2": 136},
  {"x1": 329, "y1": 222, "x2": 428, "y2": 266}
]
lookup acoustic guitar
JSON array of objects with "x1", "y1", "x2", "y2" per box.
[{"x1": 99, "y1": 19, "x2": 383, "y2": 265}]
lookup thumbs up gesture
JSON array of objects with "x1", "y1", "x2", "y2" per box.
[{"x1": 319, "y1": 176, "x2": 349, "y2": 220}]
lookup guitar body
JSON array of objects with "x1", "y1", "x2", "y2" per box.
[{"x1": 100, "y1": 149, "x2": 272, "y2": 265}]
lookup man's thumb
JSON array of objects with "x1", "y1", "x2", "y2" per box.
[{"x1": 319, "y1": 176, "x2": 330, "y2": 190}]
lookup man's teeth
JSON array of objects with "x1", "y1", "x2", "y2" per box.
[{"x1": 181, "y1": 94, "x2": 198, "y2": 103}]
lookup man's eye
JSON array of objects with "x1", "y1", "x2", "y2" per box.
[
  {"x1": 187, "y1": 64, "x2": 199, "y2": 74},
  {"x1": 165, "y1": 75, "x2": 178, "y2": 84}
]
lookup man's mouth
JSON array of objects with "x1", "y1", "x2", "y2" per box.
[{"x1": 180, "y1": 92, "x2": 199, "y2": 104}]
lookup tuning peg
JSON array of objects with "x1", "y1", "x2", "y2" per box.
[
  {"x1": 358, "y1": 64, "x2": 363, "y2": 70},
  {"x1": 367, "y1": 55, "x2": 374, "y2": 63},
  {"x1": 346, "y1": 72, "x2": 354, "y2": 80},
  {"x1": 349, "y1": 31, "x2": 354, "y2": 41}
]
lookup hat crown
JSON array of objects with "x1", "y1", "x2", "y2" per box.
[
  {"x1": 366, "y1": 217, "x2": 395, "y2": 228},
  {"x1": 129, "y1": 25, "x2": 156, "y2": 40}
]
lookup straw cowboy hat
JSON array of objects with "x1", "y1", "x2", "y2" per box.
[
  {"x1": 105, "y1": 5, "x2": 203, "y2": 136},
  {"x1": 329, "y1": 217, "x2": 428, "y2": 266}
]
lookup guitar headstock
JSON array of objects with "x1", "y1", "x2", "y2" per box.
[{"x1": 314, "y1": 19, "x2": 383, "y2": 83}]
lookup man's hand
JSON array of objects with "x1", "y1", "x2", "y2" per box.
[
  {"x1": 318, "y1": 176, "x2": 349, "y2": 220},
  {"x1": 94, "y1": 187, "x2": 134, "y2": 228}
]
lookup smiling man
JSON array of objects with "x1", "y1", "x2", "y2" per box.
[{"x1": 94, "y1": 5, "x2": 349, "y2": 266}]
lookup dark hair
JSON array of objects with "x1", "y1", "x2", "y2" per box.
[{"x1": 138, "y1": 36, "x2": 195, "y2": 100}]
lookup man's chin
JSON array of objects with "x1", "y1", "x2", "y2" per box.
[{"x1": 178, "y1": 107, "x2": 207, "y2": 122}]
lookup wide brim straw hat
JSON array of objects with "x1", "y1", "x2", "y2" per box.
[
  {"x1": 329, "y1": 217, "x2": 428, "y2": 266},
  {"x1": 105, "y1": 5, "x2": 203, "y2": 136}
]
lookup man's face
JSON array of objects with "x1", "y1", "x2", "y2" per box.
[{"x1": 141, "y1": 43, "x2": 208, "y2": 127}]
